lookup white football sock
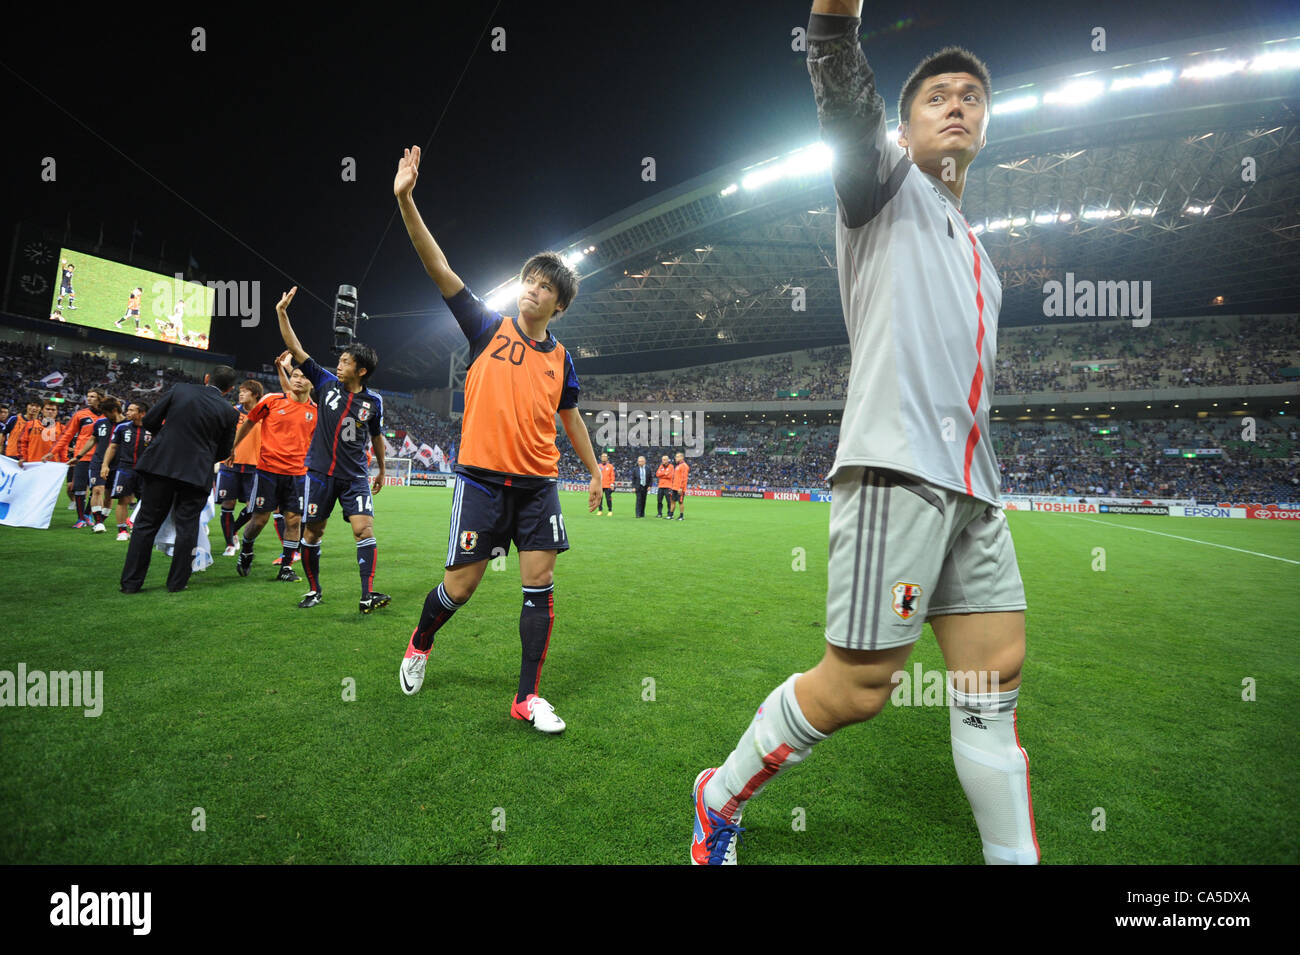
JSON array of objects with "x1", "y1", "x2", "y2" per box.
[
  {"x1": 705, "y1": 673, "x2": 828, "y2": 821},
  {"x1": 949, "y1": 683, "x2": 1041, "y2": 864}
]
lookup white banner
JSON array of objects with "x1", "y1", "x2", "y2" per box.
[
  {"x1": 1167, "y1": 505, "x2": 1248, "y2": 519},
  {"x1": 415, "y1": 443, "x2": 435, "y2": 467},
  {"x1": 0, "y1": 459, "x2": 67, "y2": 529},
  {"x1": 130, "y1": 490, "x2": 218, "y2": 572},
  {"x1": 1032, "y1": 501, "x2": 1099, "y2": 513},
  {"x1": 1024, "y1": 494, "x2": 1195, "y2": 507}
]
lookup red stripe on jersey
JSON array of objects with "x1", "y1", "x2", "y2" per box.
[
  {"x1": 961, "y1": 230, "x2": 988, "y2": 496},
  {"x1": 721, "y1": 742, "x2": 794, "y2": 821}
]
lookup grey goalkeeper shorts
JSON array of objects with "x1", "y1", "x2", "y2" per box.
[{"x1": 825, "y1": 466, "x2": 1027, "y2": 651}]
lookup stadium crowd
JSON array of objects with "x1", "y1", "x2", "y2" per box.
[
  {"x1": 996, "y1": 418, "x2": 1298, "y2": 500},
  {"x1": 3, "y1": 336, "x2": 1295, "y2": 503},
  {"x1": 580, "y1": 314, "x2": 1299, "y2": 403},
  {"x1": 0, "y1": 341, "x2": 190, "y2": 402},
  {"x1": 558, "y1": 416, "x2": 1297, "y2": 501}
]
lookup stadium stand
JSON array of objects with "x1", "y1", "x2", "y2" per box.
[
  {"x1": 4, "y1": 326, "x2": 1295, "y2": 501},
  {"x1": 579, "y1": 314, "x2": 1299, "y2": 403}
]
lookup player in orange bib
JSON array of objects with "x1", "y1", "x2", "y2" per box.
[
  {"x1": 44, "y1": 387, "x2": 104, "y2": 527},
  {"x1": 394, "y1": 144, "x2": 603, "y2": 735},
  {"x1": 5, "y1": 400, "x2": 39, "y2": 459},
  {"x1": 24, "y1": 401, "x2": 61, "y2": 463},
  {"x1": 655, "y1": 454, "x2": 675, "y2": 518},
  {"x1": 233, "y1": 352, "x2": 317, "y2": 582},
  {"x1": 672, "y1": 451, "x2": 690, "y2": 521},
  {"x1": 217, "y1": 379, "x2": 265, "y2": 555},
  {"x1": 598, "y1": 454, "x2": 615, "y2": 515}
]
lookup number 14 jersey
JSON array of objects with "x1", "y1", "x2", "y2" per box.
[{"x1": 300, "y1": 357, "x2": 383, "y2": 481}]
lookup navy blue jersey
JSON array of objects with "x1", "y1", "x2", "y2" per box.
[
  {"x1": 110, "y1": 421, "x2": 152, "y2": 471},
  {"x1": 1, "y1": 413, "x2": 17, "y2": 441},
  {"x1": 88, "y1": 416, "x2": 114, "y2": 467},
  {"x1": 300, "y1": 357, "x2": 383, "y2": 480}
]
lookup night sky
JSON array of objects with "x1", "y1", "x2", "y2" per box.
[{"x1": 2, "y1": 0, "x2": 1295, "y2": 387}]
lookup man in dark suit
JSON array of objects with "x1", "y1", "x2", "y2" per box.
[
  {"x1": 121, "y1": 366, "x2": 241, "y2": 593},
  {"x1": 631, "y1": 454, "x2": 652, "y2": 518}
]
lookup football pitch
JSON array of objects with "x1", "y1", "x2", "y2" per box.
[{"x1": 2, "y1": 489, "x2": 1297, "y2": 865}]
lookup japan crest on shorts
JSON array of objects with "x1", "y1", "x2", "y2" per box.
[
  {"x1": 307, "y1": 502, "x2": 318, "y2": 517},
  {"x1": 891, "y1": 582, "x2": 922, "y2": 620},
  {"x1": 460, "y1": 530, "x2": 478, "y2": 552}
]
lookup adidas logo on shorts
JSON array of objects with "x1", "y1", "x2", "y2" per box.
[{"x1": 961, "y1": 715, "x2": 988, "y2": 730}]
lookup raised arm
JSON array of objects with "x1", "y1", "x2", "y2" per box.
[
  {"x1": 275, "y1": 350, "x2": 293, "y2": 394},
  {"x1": 807, "y1": 0, "x2": 898, "y2": 229},
  {"x1": 558, "y1": 407, "x2": 602, "y2": 513},
  {"x1": 394, "y1": 146, "x2": 466, "y2": 298},
  {"x1": 276, "y1": 287, "x2": 309, "y2": 364}
]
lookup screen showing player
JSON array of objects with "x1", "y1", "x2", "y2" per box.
[{"x1": 48, "y1": 247, "x2": 216, "y2": 351}]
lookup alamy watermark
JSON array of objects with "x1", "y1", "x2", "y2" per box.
[
  {"x1": 1042, "y1": 272, "x2": 1151, "y2": 327},
  {"x1": 593, "y1": 403, "x2": 704, "y2": 456},
  {"x1": 151, "y1": 273, "x2": 261, "y2": 328},
  {"x1": 49, "y1": 885, "x2": 150, "y2": 935},
  {"x1": 890, "y1": 664, "x2": 1000, "y2": 707},
  {"x1": 0, "y1": 664, "x2": 103, "y2": 717}
]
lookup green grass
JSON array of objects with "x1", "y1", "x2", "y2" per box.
[{"x1": 2, "y1": 491, "x2": 1298, "y2": 864}]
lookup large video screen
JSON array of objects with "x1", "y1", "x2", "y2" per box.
[{"x1": 47, "y1": 248, "x2": 215, "y2": 350}]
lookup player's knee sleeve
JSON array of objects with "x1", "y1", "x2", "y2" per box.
[{"x1": 948, "y1": 683, "x2": 1041, "y2": 865}]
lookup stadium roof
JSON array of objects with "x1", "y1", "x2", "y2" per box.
[{"x1": 385, "y1": 24, "x2": 1300, "y2": 381}]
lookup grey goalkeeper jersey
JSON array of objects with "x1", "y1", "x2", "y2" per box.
[{"x1": 809, "y1": 13, "x2": 1002, "y2": 505}]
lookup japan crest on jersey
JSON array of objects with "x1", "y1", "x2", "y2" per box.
[{"x1": 356, "y1": 403, "x2": 371, "y2": 422}]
